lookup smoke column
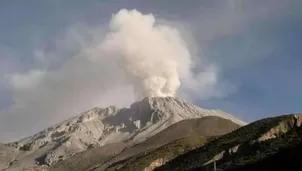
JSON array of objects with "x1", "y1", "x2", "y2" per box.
[{"x1": 101, "y1": 9, "x2": 193, "y2": 99}]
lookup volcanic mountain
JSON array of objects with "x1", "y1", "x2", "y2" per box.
[{"x1": 0, "y1": 97, "x2": 245, "y2": 171}]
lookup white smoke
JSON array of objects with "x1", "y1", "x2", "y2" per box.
[
  {"x1": 100, "y1": 9, "x2": 192, "y2": 98},
  {"x1": 0, "y1": 9, "x2": 222, "y2": 142}
]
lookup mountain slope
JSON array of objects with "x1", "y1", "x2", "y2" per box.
[
  {"x1": 50, "y1": 116, "x2": 241, "y2": 171},
  {"x1": 156, "y1": 114, "x2": 302, "y2": 171},
  {"x1": 0, "y1": 97, "x2": 245, "y2": 171},
  {"x1": 224, "y1": 140, "x2": 302, "y2": 171},
  {"x1": 49, "y1": 142, "x2": 128, "y2": 171},
  {"x1": 107, "y1": 136, "x2": 207, "y2": 171},
  {"x1": 102, "y1": 116, "x2": 241, "y2": 171}
]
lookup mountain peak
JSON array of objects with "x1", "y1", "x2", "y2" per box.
[{"x1": 1, "y1": 97, "x2": 245, "y2": 169}]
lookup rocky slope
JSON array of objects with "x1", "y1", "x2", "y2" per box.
[
  {"x1": 156, "y1": 114, "x2": 302, "y2": 171},
  {"x1": 102, "y1": 116, "x2": 242, "y2": 171},
  {"x1": 50, "y1": 116, "x2": 241, "y2": 171},
  {"x1": 0, "y1": 97, "x2": 245, "y2": 171}
]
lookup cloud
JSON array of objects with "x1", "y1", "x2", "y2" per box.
[
  {"x1": 0, "y1": 9, "x2": 229, "y2": 142},
  {"x1": 2, "y1": 0, "x2": 300, "y2": 142},
  {"x1": 1, "y1": 0, "x2": 301, "y2": 142},
  {"x1": 7, "y1": 69, "x2": 46, "y2": 90}
]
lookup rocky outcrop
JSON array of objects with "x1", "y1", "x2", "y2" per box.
[
  {"x1": 143, "y1": 158, "x2": 168, "y2": 171},
  {"x1": 257, "y1": 114, "x2": 302, "y2": 142}
]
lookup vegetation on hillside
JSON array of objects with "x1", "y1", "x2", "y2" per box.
[
  {"x1": 156, "y1": 114, "x2": 302, "y2": 171},
  {"x1": 224, "y1": 139, "x2": 302, "y2": 171},
  {"x1": 105, "y1": 136, "x2": 208, "y2": 171}
]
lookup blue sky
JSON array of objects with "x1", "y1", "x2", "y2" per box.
[
  {"x1": 0, "y1": 0, "x2": 302, "y2": 142},
  {"x1": 202, "y1": 13, "x2": 302, "y2": 121}
]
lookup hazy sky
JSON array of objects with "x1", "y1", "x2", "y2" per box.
[{"x1": 0, "y1": 0, "x2": 302, "y2": 142}]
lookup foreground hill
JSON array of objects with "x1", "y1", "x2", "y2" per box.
[
  {"x1": 156, "y1": 114, "x2": 302, "y2": 171},
  {"x1": 50, "y1": 116, "x2": 241, "y2": 171},
  {"x1": 225, "y1": 140, "x2": 302, "y2": 171},
  {"x1": 105, "y1": 136, "x2": 207, "y2": 171},
  {"x1": 0, "y1": 97, "x2": 245, "y2": 171}
]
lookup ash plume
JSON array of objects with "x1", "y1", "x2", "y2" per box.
[
  {"x1": 0, "y1": 9, "x2": 221, "y2": 142},
  {"x1": 101, "y1": 9, "x2": 192, "y2": 98}
]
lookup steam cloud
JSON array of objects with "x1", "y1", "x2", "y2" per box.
[
  {"x1": 1, "y1": 1, "x2": 297, "y2": 142},
  {"x1": 101, "y1": 9, "x2": 192, "y2": 98},
  {"x1": 0, "y1": 9, "x2": 222, "y2": 142}
]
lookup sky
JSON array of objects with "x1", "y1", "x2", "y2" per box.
[{"x1": 0, "y1": 0, "x2": 302, "y2": 142}]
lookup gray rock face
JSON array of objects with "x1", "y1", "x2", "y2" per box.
[{"x1": 0, "y1": 97, "x2": 245, "y2": 170}]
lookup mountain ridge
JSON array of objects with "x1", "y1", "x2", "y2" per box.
[
  {"x1": 0, "y1": 97, "x2": 246, "y2": 171},
  {"x1": 155, "y1": 114, "x2": 302, "y2": 171}
]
